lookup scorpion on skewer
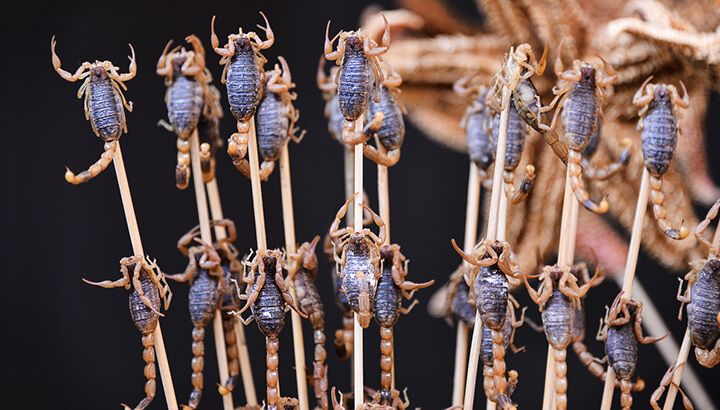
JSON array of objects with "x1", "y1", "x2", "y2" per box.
[
  {"x1": 597, "y1": 293, "x2": 667, "y2": 410},
  {"x1": 234, "y1": 249, "x2": 307, "y2": 410},
  {"x1": 50, "y1": 37, "x2": 136, "y2": 185},
  {"x1": 328, "y1": 194, "x2": 387, "y2": 328},
  {"x1": 324, "y1": 234, "x2": 355, "y2": 361},
  {"x1": 633, "y1": 76, "x2": 690, "y2": 240},
  {"x1": 427, "y1": 265, "x2": 477, "y2": 327},
  {"x1": 548, "y1": 43, "x2": 616, "y2": 214},
  {"x1": 360, "y1": 65, "x2": 406, "y2": 167},
  {"x1": 83, "y1": 256, "x2": 172, "y2": 410},
  {"x1": 317, "y1": 58, "x2": 344, "y2": 145},
  {"x1": 156, "y1": 35, "x2": 209, "y2": 189},
  {"x1": 480, "y1": 301, "x2": 525, "y2": 407},
  {"x1": 523, "y1": 264, "x2": 604, "y2": 409},
  {"x1": 331, "y1": 387, "x2": 410, "y2": 410},
  {"x1": 489, "y1": 104, "x2": 536, "y2": 204},
  {"x1": 198, "y1": 82, "x2": 224, "y2": 183},
  {"x1": 453, "y1": 81, "x2": 495, "y2": 182},
  {"x1": 371, "y1": 244, "x2": 434, "y2": 406},
  {"x1": 210, "y1": 12, "x2": 274, "y2": 173},
  {"x1": 288, "y1": 236, "x2": 329, "y2": 410}
]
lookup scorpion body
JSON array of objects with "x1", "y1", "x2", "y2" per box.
[
  {"x1": 198, "y1": 84, "x2": 224, "y2": 183},
  {"x1": 316, "y1": 61, "x2": 345, "y2": 145},
  {"x1": 453, "y1": 81, "x2": 495, "y2": 178},
  {"x1": 492, "y1": 106, "x2": 536, "y2": 204},
  {"x1": 324, "y1": 235, "x2": 354, "y2": 361},
  {"x1": 633, "y1": 77, "x2": 690, "y2": 240},
  {"x1": 83, "y1": 256, "x2": 171, "y2": 410},
  {"x1": 51, "y1": 37, "x2": 135, "y2": 185},
  {"x1": 449, "y1": 267, "x2": 477, "y2": 326},
  {"x1": 362, "y1": 69, "x2": 405, "y2": 167}
]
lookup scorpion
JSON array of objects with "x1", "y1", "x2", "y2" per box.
[
  {"x1": 324, "y1": 234, "x2": 355, "y2": 360},
  {"x1": 359, "y1": 66, "x2": 406, "y2": 167},
  {"x1": 580, "y1": 122, "x2": 632, "y2": 182},
  {"x1": 522, "y1": 264, "x2": 604, "y2": 409},
  {"x1": 156, "y1": 35, "x2": 209, "y2": 190},
  {"x1": 317, "y1": 58, "x2": 344, "y2": 145},
  {"x1": 234, "y1": 248, "x2": 307, "y2": 410},
  {"x1": 324, "y1": 14, "x2": 389, "y2": 143},
  {"x1": 451, "y1": 238, "x2": 522, "y2": 406},
  {"x1": 166, "y1": 225, "x2": 227, "y2": 409},
  {"x1": 328, "y1": 194, "x2": 387, "y2": 329},
  {"x1": 83, "y1": 256, "x2": 172, "y2": 410},
  {"x1": 489, "y1": 105, "x2": 536, "y2": 204},
  {"x1": 210, "y1": 13, "x2": 274, "y2": 174},
  {"x1": 198, "y1": 82, "x2": 225, "y2": 183},
  {"x1": 372, "y1": 244, "x2": 434, "y2": 405},
  {"x1": 234, "y1": 56, "x2": 305, "y2": 181},
  {"x1": 288, "y1": 236, "x2": 329, "y2": 410},
  {"x1": 597, "y1": 293, "x2": 667, "y2": 410},
  {"x1": 632, "y1": 76, "x2": 690, "y2": 240},
  {"x1": 426, "y1": 265, "x2": 477, "y2": 327},
  {"x1": 453, "y1": 80, "x2": 496, "y2": 181},
  {"x1": 548, "y1": 44, "x2": 616, "y2": 214},
  {"x1": 50, "y1": 37, "x2": 136, "y2": 185},
  {"x1": 330, "y1": 387, "x2": 410, "y2": 410}
]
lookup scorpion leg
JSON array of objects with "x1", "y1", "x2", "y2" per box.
[
  {"x1": 199, "y1": 143, "x2": 215, "y2": 183},
  {"x1": 209, "y1": 16, "x2": 235, "y2": 57},
  {"x1": 633, "y1": 303, "x2": 669, "y2": 344},
  {"x1": 583, "y1": 138, "x2": 632, "y2": 181},
  {"x1": 360, "y1": 202, "x2": 387, "y2": 246},
  {"x1": 112, "y1": 44, "x2": 137, "y2": 82},
  {"x1": 632, "y1": 76, "x2": 655, "y2": 108},
  {"x1": 65, "y1": 141, "x2": 117, "y2": 185},
  {"x1": 450, "y1": 239, "x2": 477, "y2": 266},
  {"x1": 155, "y1": 40, "x2": 175, "y2": 77},
  {"x1": 235, "y1": 271, "x2": 266, "y2": 318},
  {"x1": 363, "y1": 144, "x2": 401, "y2": 167},
  {"x1": 364, "y1": 13, "x2": 390, "y2": 57},
  {"x1": 130, "y1": 259, "x2": 163, "y2": 317},
  {"x1": 253, "y1": 11, "x2": 275, "y2": 49},
  {"x1": 676, "y1": 278, "x2": 691, "y2": 320},
  {"x1": 274, "y1": 266, "x2": 308, "y2": 318},
  {"x1": 695, "y1": 197, "x2": 720, "y2": 254},
  {"x1": 398, "y1": 299, "x2": 419, "y2": 315},
  {"x1": 343, "y1": 111, "x2": 384, "y2": 146},
  {"x1": 323, "y1": 22, "x2": 344, "y2": 61}
]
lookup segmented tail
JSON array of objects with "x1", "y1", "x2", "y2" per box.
[
  {"x1": 65, "y1": 141, "x2": 117, "y2": 185},
  {"x1": 483, "y1": 364, "x2": 496, "y2": 399},
  {"x1": 334, "y1": 314, "x2": 354, "y2": 360},
  {"x1": 572, "y1": 342, "x2": 645, "y2": 391},
  {"x1": 649, "y1": 176, "x2": 689, "y2": 239},
  {"x1": 620, "y1": 379, "x2": 633, "y2": 410},
  {"x1": 122, "y1": 332, "x2": 157, "y2": 410},
  {"x1": 266, "y1": 337, "x2": 281, "y2": 409},
  {"x1": 311, "y1": 311, "x2": 329, "y2": 410},
  {"x1": 379, "y1": 326, "x2": 394, "y2": 405},
  {"x1": 553, "y1": 348, "x2": 568, "y2": 410},
  {"x1": 186, "y1": 326, "x2": 206, "y2": 409},
  {"x1": 176, "y1": 137, "x2": 190, "y2": 189},
  {"x1": 568, "y1": 150, "x2": 609, "y2": 214},
  {"x1": 218, "y1": 315, "x2": 239, "y2": 395},
  {"x1": 581, "y1": 140, "x2": 631, "y2": 181},
  {"x1": 503, "y1": 165, "x2": 536, "y2": 204},
  {"x1": 199, "y1": 143, "x2": 215, "y2": 183},
  {"x1": 491, "y1": 329, "x2": 508, "y2": 402}
]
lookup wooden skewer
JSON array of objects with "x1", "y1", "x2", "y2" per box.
[
  {"x1": 377, "y1": 143, "x2": 394, "y2": 390},
  {"x1": 352, "y1": 116, "x2": 366, "y2": 410},
  {"x1": 279, "y1": 143, "x2": 310, "y2": 410},
  {"x1": 345, "y1": 148, "x2": 355, "y2": 225},
  {"x1": 205, "y1": 178, "x2": 259, "y2": 407},
  {"x1": 189, "y1": 131, "x2": 234, "y2": 410},
  {"x1": 112, "y1": 141, "x2": 179, "y2": 410},
  {"x1": 464, "y1": 85, "x2": 512, "y2": 410},
  {"x1": 247, "y1": 119, "x2": 268, "y2": 250},
  {"x1": 451, "y1": 162, "x2": 482, "y2": 407}
]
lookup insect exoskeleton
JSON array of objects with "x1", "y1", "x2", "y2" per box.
[
  {"x1": 633, "y1": 76, "x2": 690, "y2": 240},
  {"x1": 210, "y1": 12, "x2": 274, "y2": 174},
  {"x1": 324, "y1": 13, "x2": 390, "y2": 143},
  {"x1": 50, "y1": 37, "x2": 136, "y2": 185},
  {"x1": 453, "y1": 79, "x2": 496, "y2": 179},
  {"x1": 317, "y1": 57, "x2": 345, "y2": 145}
]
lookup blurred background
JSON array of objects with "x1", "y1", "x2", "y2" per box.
[{"x1": 2, "y1": 0, "x2": 720, "y2": 408}]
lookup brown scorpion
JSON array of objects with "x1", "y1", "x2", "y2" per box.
[
  {"x1": 83, "y1": 256, "x2": 172, "y2": 410},
  {"x1": 360, "y1": 66, "x2": 405, "y2": 167},
  {"x1": 633, "y1": 76, "x2": 690, "y2": 240},
  {"x1": 50, "y1": 37, "x2": 136, "y2": 185},
  {"x1": 453, "y1": 80, "x2": 496, "y2": 182}
]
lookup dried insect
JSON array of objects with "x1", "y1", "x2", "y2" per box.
[
  {"x1": 233, "y1": 57, "x2": 305, "y2": 181},
  {"x1": 633, "y1": 76, "x2": 690, "y2": 240},
  {"x1": 330, "y1": 387, "x2": 410, "y2": 410},
  {"x1": 324, "y1": 14, "x2": 390, "y2": 141},
  {"x1": 317, "y1": 59, "x2": 344, "y2": 145},
  {"x1": 372, "y1": 244, "x2": 434, "y2": 405},
  {"x1": 427, "y1": 265, "x2": 477, "y2": 327},
  {"x1": 360, "y1": 67, "x2": 405, "y2": 167},
  {"x1": 480, "y1": 302, "x2": 525, "y2": 407},
  {"x1": 198, "y1": 82, "x2": 225, "y2": 183},
  {"x1": 166, "y1": 227, "x2": 226, "y2": 409},
  {"x1": 549, "y1": 46, "x2": 616, "y2": 214},
  {"x1": 288, "y1": 236, "x2": 329, "y2": 410},
  {"x1": 328, "y1": 195, "x2": 386, "y2": 328},
  {"x1": 210, "y1": 13, "x2": 274, "y2": 174},
  {"x1": 83, "y1": 256, "x2": 172, "y2": 410},
  {"x1": 597, "y1": 294, "x2": 667, "y2": 410},
  {"x1": 523, "y1": 264, "x2": 604, "y2": 409},
  {"x1": 580, "y1": 122, "x2": 631, "y2": 181},
  {"x1": 234, "y1": 249, "x2": 307, "y2": 410},
  {"x1": 156, "y1": 35, "x2": 208, "y2": 189},
  {"x1": 650, "y1": 363, "x2": 694, "y2": 410},
  {"x1": 50, "y1": 37, "x2": 136, "y2": 185},
  {"x1": 453, "y1": 82, "x2": 496, "y2": 178},
  {"x1": 490, "y1": 107, "x2": 536, "y2": 204}
]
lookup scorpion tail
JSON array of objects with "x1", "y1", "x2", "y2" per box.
[
  {"x1": 312, "y1": 314, "x2": 329, "y2": 410},
  {"x1": 121, "y1": 333, "x2": 157, "y2": 410},
  {"x1": 552, "y1": 347, "x2": 568, "y2": 410},
  {"x1": 199, "y1": 143, "x2": 215, "y2": 183},
  {"x1": 490, "y1": 329, "x2": 510, "y2": 404},
  {"x1": 504, "y1": 165, "x2": 536, "y2": 204},
  {"x1": 186, "y1": 325, "x2": 206, "y2": 409},
  {"x1": 218, "y1": 315, "x2": 239, "y2": 396},
  {"x1": 649, "y1": 175, "x2": 689, "y2": 240},
  {"x1": 176, "y1": 137, "x2": 191, "y2": 190},
  {"x1": 379, "y1": 326, "x2": 394, "y2": 403},
  {"x1": 568, "y1": 150, "x2": 609, "y2": 214},
  {"x1": 582, "y1": 138, "x2": 631, "y2": 181},
  {"x1": 619, "y1": 379, "x2": 633, "y2": 410},
  {"x1": 266, "y1": 337, "x2": 281, "y2": 409},
  {"x1": 65, "y1": 141, "x2": 117, "y2": 185},
  {"x1": 334, "y1": 314, "x2": 354, "y2": 360},
  {"x1": 543, "y1": 129, "x2": 569, "y2": 165},
  {"x1": 483, "y1": 364, "x2": 497, "y2": 399}
]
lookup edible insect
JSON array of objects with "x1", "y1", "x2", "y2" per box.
[
  {"x1": 156, "y1": 35, "x2": 208, "y2": 189},
  {"x1": 360, "y1": 66, "x2": 405, "y2": 167},
  {"x1": 50, "y1": 37, "x2": 136, "y2": 185},
  {"x1": 328, "y1": 194, "x2": 386, "y2": 328},
  {"x1": 234, "y1": 56, "x2": 305, "y2": 181},
  {"x1": 324, "y1": 14, "x2": 390, "y2": 142},
  {"x1": 234, "y1": 249, "x2": 307, "y2": 410},
  {"x1": 549, "y1": 44, "x2": 616, "y2": 214},
  {"x1": 289, "y1": 236, "x2": 329, "y2": 410},
  {"x1": 453, "y1": 81, "x2": 495, "y2": 179},
  {"x1": 490, "y1": 106, "x2": 536, "y2": 204},
  {"x1": 480, "y1": 302, "x2": 525, "y2": 407},
  {"x1": 210, "y1": 13, "x2": 274, "y2": 174},
  {"x1": 331, "y1": 387, "x2": 410, "y2": 410},
  {"x1": 198, "y1": 82, "x2": 225, "y2": 183},
  {"x1": 83, "y1": 256, "x2": 172, "y2": 410},
  {"x1": 598, "y1": 293, "x2": 667, "y2": 410},
  {"x1": 324, "y1": 234, "x2": 355, "y2": 360},
  {"x1": 580, "y1": 122, "x2": 631, "y2": 181},
  {"x1": 523, "y1": 264, "x2": 604, "y2": 409},
  {"x1": 427, "y1": 265, "x2": 477, "y2": 326},
  {"x1": 372, "y1": 244, "x2": 434, "y2": 405},
  {"x1": 317, "y1": 59, "x2": 344, "y2": 145},
  {"x1": 633, "y1": 76, "x2": 690, "y2": 240}
]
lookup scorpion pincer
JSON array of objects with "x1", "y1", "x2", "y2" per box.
[{"x1": 51, "y1": 37, "x2": 136, "y2": 185}]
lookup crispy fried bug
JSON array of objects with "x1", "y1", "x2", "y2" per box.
[
  {"x1": 598, "y1": 294, "x2": 667, "y2": 410},
  {"x1": 481, "y1": 302, "x2": 525, "y2": 406},
  {"x1": 490, "y1": 107, "x2": 536, "y2": 204},
  {"x1": 167, "y1": 228, "x2": 226, "y2": 410},
  {"x1": 580, "y1": 122, "x2": 632, "y2": 181},
  {"x1": 156, "y1": 35, "x2": 208, "y2": 189},
  {"x1": 453, "y1": 81, "x2": 496, "y2": 179},
  {"x1": 288, "y1": 236, "x2": 329, "y2": 410},
  {"x1": 323, "y1": 234, "x2": 355, "y2": 360},
  {"x1": 50, "y1": 36, "x2": 136, "y2": 185},
  {"x1": 330, "y1": 387, "x2": 409, "y2": 410},
  {"x1": 324, "y1": 13, "x2": 390, "y2": 142},
  {"x1": 83, "y1": 256, "x2": 172, "y2": 410},
  {"x1": 523, "y1": 264, "x2": 603, "y2": 409},
  {"x1": 548, "y1": 45, "x2": 616, "y2": 214},
  {"x1": 372, "y1": 244, "x2": 434, "y2": 404},
  {"x1": 210, "y1": 13, "x2": 274, "y2": 173},
  {"x1": 633, "y1": 76, "x2": 690, "y2": 240},
  {"x1": 328, "y1": 195, "x2": 387, "y2": 328},
  {"x1": 361, "y1": 66, "x2": 405, "y2": 167},
  {"x1": 234, "y1": 249, "x2": 307, "y2": 410},
  {"x1": 198, "y1": 82, "x2": 224, "y2": 183}
]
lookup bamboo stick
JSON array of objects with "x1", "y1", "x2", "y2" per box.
[
  {"x1": 345, "y1": 148, "x2": 355, "y2": 225},
  {"x1": 377, "y1": 146, "x2": 393, "y2": 390},
  {"x1": 247, "y1": 119, "x2": 268, "y2": 250},
  {"x1": 463, "y1": 85, "x2": 512, "y2": 410},
  {"x1": 205, "y1": 179, "x2": 259, "y2": 407},
  {"x1": 189, "y1": 131, "x2": 234, "y2": 410},
  {"x1": 279, "y1": 144, "x2": 310, "y2": 410},
  {"x1": 112, "y1": 141, "x2": 178, "y2": 410},
  {"x1": 353, "y1": 117, "x2": 365, "y2": 410}
]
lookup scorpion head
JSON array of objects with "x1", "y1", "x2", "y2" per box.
[
  {"x1": 261, "y1": 250, "x2": 279, "y2": 270},
  {"x1": 234, "y1": 36, "x2": 253, "y2": 51},
  {"x1": 89, "y1": 65, "x2": 109, "y2": 82},
  {"x1": 171, "y1": 55, "x2": 187, "y2": 76},
  {"x1": 653, "y1": 85, "x2": 671, "y2": 104},
  {"x1": 349, "y1": 233, "x2": 370, "y2": 254},
  {"x1": 345, "y1": 35, "x2": 363, "y2": 53},
  {"x1": 580, "y1": 65, "x2": 596, "y2": 89}
]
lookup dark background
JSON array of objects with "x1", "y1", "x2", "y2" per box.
[{"x1": 2, "y1": 1, "x2": 719, "y2": 408}]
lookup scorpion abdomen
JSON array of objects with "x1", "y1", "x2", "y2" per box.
[
  {"x1": 368, "y1": 86, "x2": 404, "y2": 150},
  {"x1": 167, "y1": 76, "x2": 204, "y2": 140},
  {"x1": 688, "y1": 258, "x2": 720, "y2": 349},
  {"x1": 562, "y1": 83, "x2": 598, "y2": 152},
  {"x1": 220, "y1": 264, "x2": 242, "y2": 312},
  {"x1": 494, "y1": 106, "x2": 526, "y2": 171},
  {"x1": 480, "y1": 309, "x2": 512, "y2": 365},
  {"x1": 606, "y1": 323, "x2": 638, "y2": 379},
  {"x1": 467, "y1": 107, "x2": 495, "y2": 170},
  {"x1": 256, "y1": 92, "x2": 289, "y2": 162},
  {"x1": 342, "y1": 248, "x2": 377, "y2": 313},
  {"x1": 541, "y1": 290, "x2": 574, "y2": 350},
  {"x1": 641, "y1": 99, "x2": 677, "y2": 177},
  {"x1": 251, "y1": 274, "x2": 286, "y2": 338},
  {"x1": 451, "y1": 279, "x2": 477, "y2": 325},
  {"x1": 475, "y1": 265, "x2": 509, "y2": 330},
  {"x1": 88, "y1": 73, "x2": 125, "y2": 141},
  {"x1": 188, "y1": 270, "x2": 219, "y2": 326},
  {"x1": 373, "y1": 263, "x2": 401, "y2": 328},
  {"x1": 129, "y1": 268, "x2": 161, "y2": 334},
  {"x1": 338, "y1": 40, "x2": 371, "y2": 121},
  {"x1": 227, "y1": 46, "x2": 262, "y2": 122}
]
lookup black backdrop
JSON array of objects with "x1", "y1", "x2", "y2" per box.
[{"x1": 2, "y1": 1, "x2": 720, "y2": 408}]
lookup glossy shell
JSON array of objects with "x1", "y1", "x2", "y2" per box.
[
  {"x1": 640, "y1": 87, "x2": 678, "y2": 177},
  {"x1": 226, "y1": 42, "x2": 262, "y2": 122},
  {"x1": 256, "y1": 91, "x2": 290, "y2": 162},
  {"x1": 373, "y1": 256, "x2": 401, "y2": 328},
  {"x1": 561, "y1": 69, "x2": 599, "y2": 152},
  {"x1": 88, "y1": 70, "x2": 125, "y2": 141},
  {"x1": 473, "y1": 263, "x2": 509, "y2": 330},
  {"x1": 542, "y1": 288, "x2": 575, "y2": 350},
  {"x1": 688, "y1": 257, "x2": 720, "y2": 349},
  {"x1": 606, "y1": 318, "x2": 638, "y2": 379},
  {"x1": 166, "y1": 76, "x2": 203, "y2": 139},
  {"x1": 188, "y1": 270, "x2": 220, "y2": 326},
  {"x1": 368, "y1": 86, "x2": 404, "y2": 151},
  {"x1": 337, "y1": 37, "x2": 371, "y2": 121},
  {"x1": 129, "y1": 266, "x2": 161, "y2": 335}
]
